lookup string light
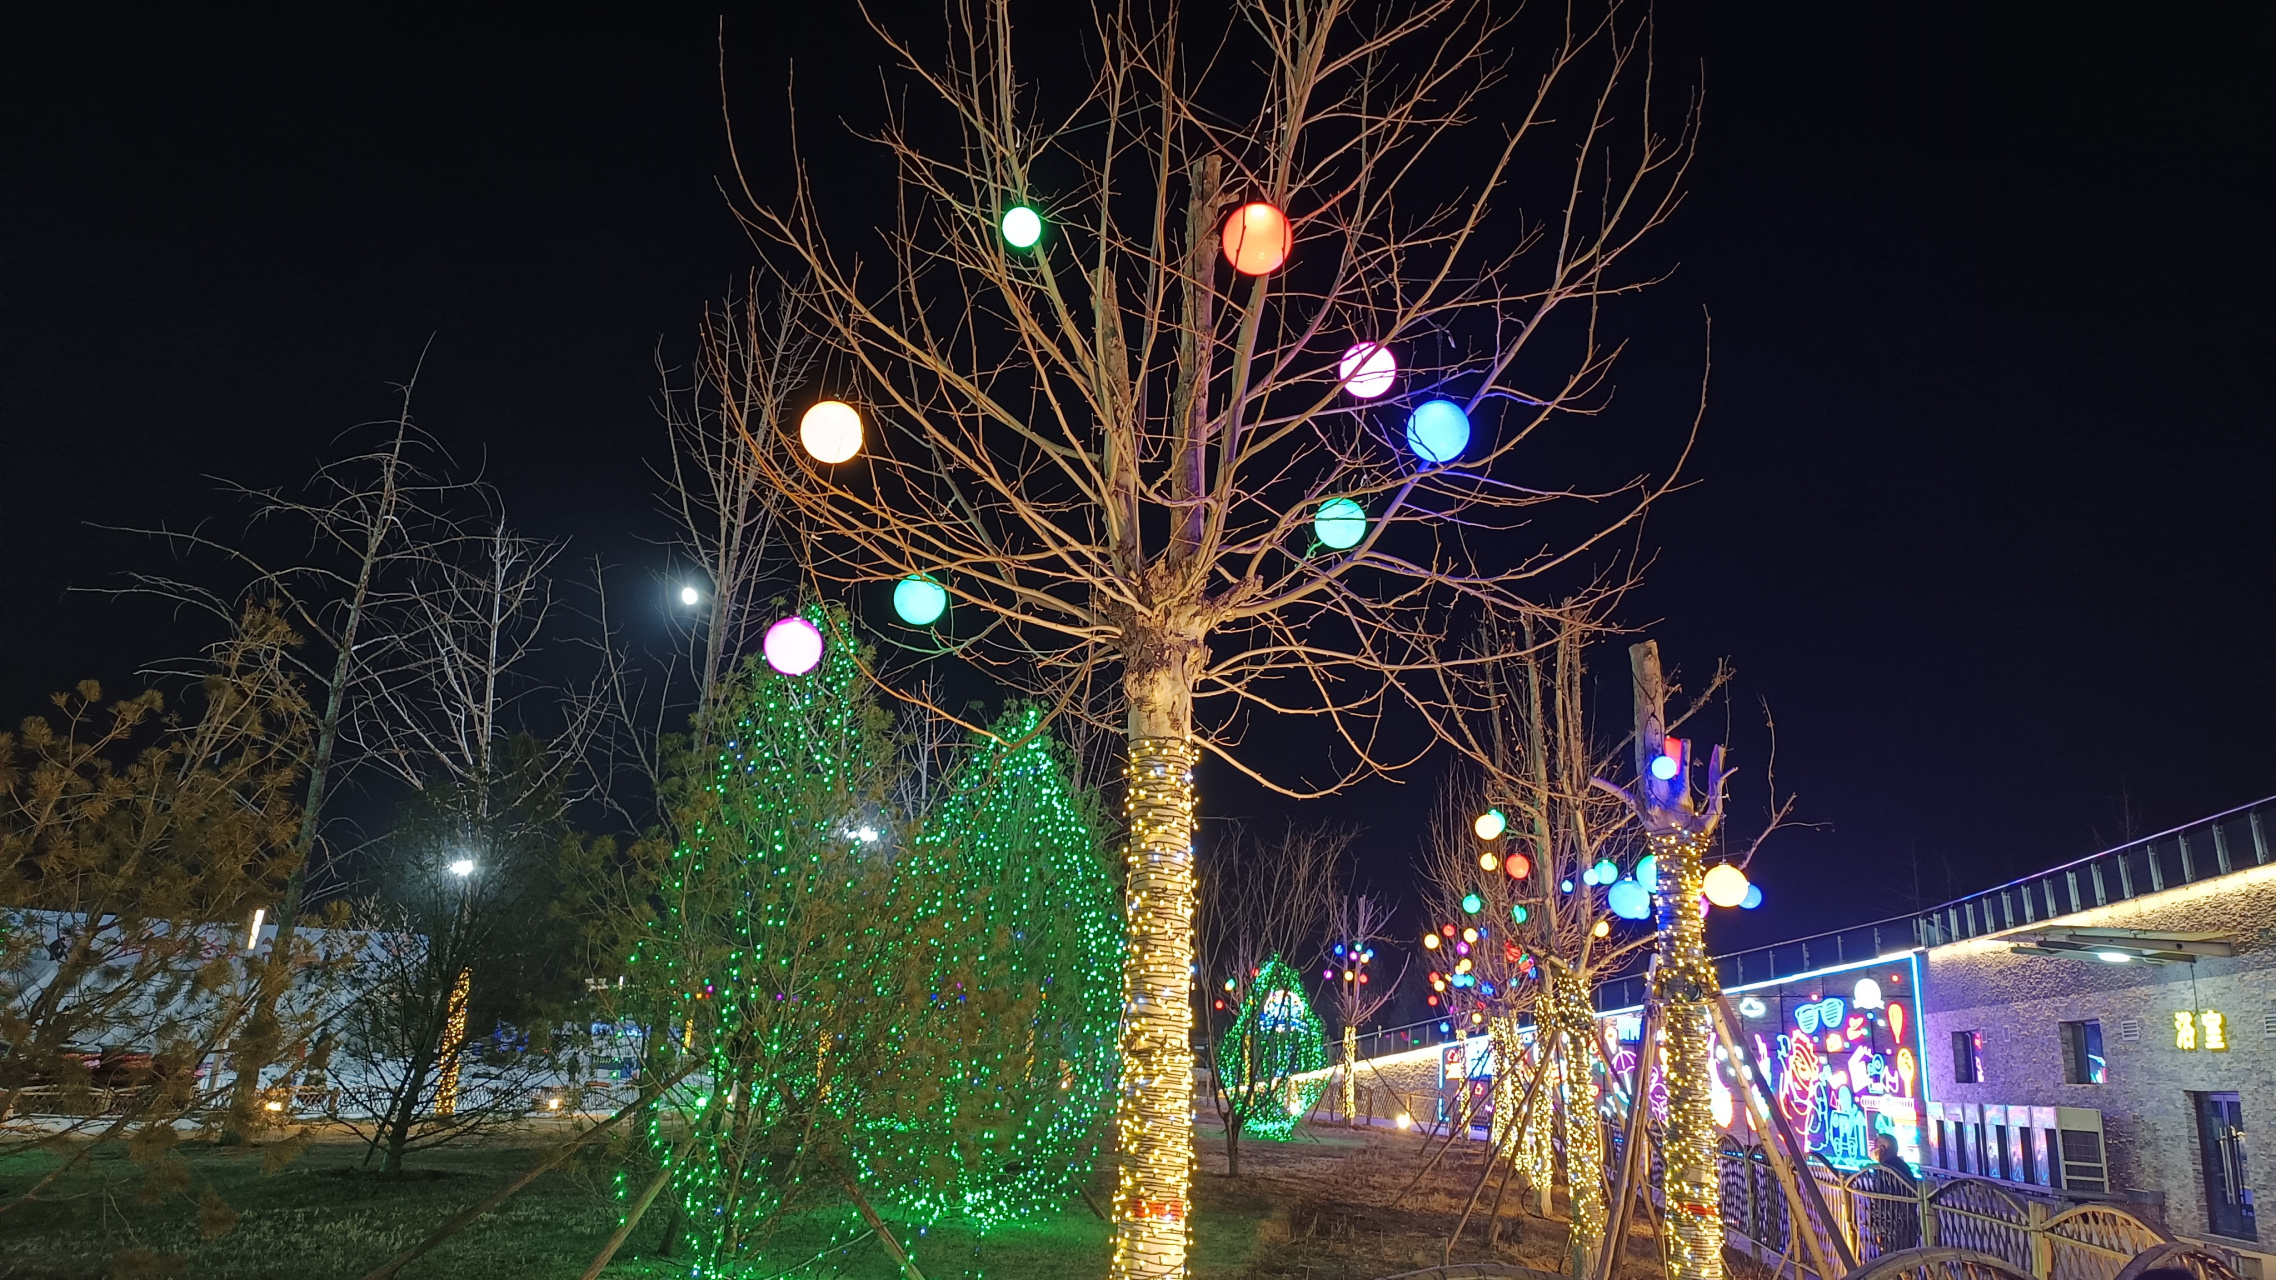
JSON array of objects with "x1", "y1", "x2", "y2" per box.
[
  {"x1": 435, "y1": 968, "x2": 470, "y2": 1115},
  {"x1": 1216, "y1": 956, "x2": 1328, "y2": 1141},
  {"x1": 1113, "y1": 736, "x2": 1200, "y2": 1280}
]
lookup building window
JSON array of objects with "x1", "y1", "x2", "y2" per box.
[
  {"x1": 1953, "y1": 1029, "x2": 1983, "y2": 1083},
  {"x1": 2061, "y1": 1020, "x2": 2107, "y2": 1084}
]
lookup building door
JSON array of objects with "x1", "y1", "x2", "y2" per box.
[{"x1": 2193, "y1": 1091, "x2": 2258, "y2": 1241}]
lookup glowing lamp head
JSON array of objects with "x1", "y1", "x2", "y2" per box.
[
  {"x1": 1607, "y1": 878, "x2": 1651, "y2": 920},
  {"x1": 892, "y1": 574, "x2": 949, "y2": 626},
  {"x1": 2096, "y1": 950, "x2": 2134, "y2": 964},
  {"x1": 1474, "y1": 808, "x2": 1508, "y2": 841},
  {"x1": 1000, "y1": 205, "x2": 1043, "y2": 249},
  {"x1": 763, "y1": 615, "x2": 825, "y2": 675},
  {"x1": 679, "y1": 585, "x2": 700, "y2": 606},
  {"x1": 1312, "y1": 497, "x2": 1367, "y2": 550},
  {"x1": 1461, "y1": 892, "x2": 1484, "y2": 915},
  {"x1": 1405, "y1": 398, "x2": 1471, "y2": 464},
  {"x1": 1336, "y1": 342, "x2": 1397, "y2": 399},
  {"x1": 1221, "y1": 201, "x2": 1291, "y2": 275},
  {"x1": 448, "y1": 858, "x2": 475, "y2": 877},
  {"x1": 1703, "y1": 863, "x2": 1751, "y2": 908},
  {"x1": 799, "y1": 400, "x2": 864, "y2": 463}
]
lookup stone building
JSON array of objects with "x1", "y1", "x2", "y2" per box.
[{"x1": 1916, "y1": 807, "x2": 2275, "y2": 1265}]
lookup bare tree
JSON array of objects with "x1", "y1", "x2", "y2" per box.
[
  {"x1": 1196, "y1": 822, "x2": 1338, "y2": 1176},
  {"x1": 1320, "y1": 890, "x2": 1403, "y2": 1125},
  {"x1": 727, "y1": 3, "x2": 1696, "y2": 1270}
]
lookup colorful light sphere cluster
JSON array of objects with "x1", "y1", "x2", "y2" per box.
[
  {"x1": 1312, "y1": 497, "x2": 1367, "y2": 550},
  {"x1": 1001, "y1": 205, "x2": 1043, "y2": 250},
  {"x1": 799, "y1": 400, "x2": 863, "y2": 464},
  {"x1": 1323, "y1": 941, "x2": 1377, "y2": 985},
  {"x1": 1337, "y1": 342, "x2": 1397, "y2": 399},
  {"x1": 763, "y1": 615, "x2": 825, "y2": 676},
  {"x1": 893, "y1": 573, "x2": 949, "y2": 626},
  {"x1": 1221, "y1": 201, "x2": 1292, "y2": 275},
  {"x1": 1473, "y1": 808, "x2": 1507, "y2": 840}
]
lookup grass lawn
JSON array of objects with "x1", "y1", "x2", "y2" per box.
[{"x1": 0, "y1": 1120, "x2": 1668, "y2": 1279}]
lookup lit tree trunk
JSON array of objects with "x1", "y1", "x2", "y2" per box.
[
  {"x1": 1342, "y1": 1025, "x2": 1358, "y2": 1127},
  {"x1": 1113, "y1": 631, "x2": 1203, "y2": 1280},
  {"x1": 1547, "y1": 972, "x2": 1607, "y2": 1277},
  {"x1": 1650, "y1": 827, "x2": 1725, "y2": 1280}
]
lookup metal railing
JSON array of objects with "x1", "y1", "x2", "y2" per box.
[{"x1": 1596, "y1": 795, "x2": 2276, "y2": 1010}]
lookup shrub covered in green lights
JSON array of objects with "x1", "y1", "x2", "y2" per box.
[
  {"x1": 631, "y1": 609, "x2": 1118, "y2": 1275},
  {"x1": 1217, "y1": 955, "x2": 1329, "y2": 1142},
  {"x1": 872, "y1": 704, "x2": 1120, "y2": 1226}
]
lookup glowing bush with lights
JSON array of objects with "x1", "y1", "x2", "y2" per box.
[
  {"x1": 1216, "y1": 956, "x2": 1329, "y2": 1142},
  {"x1": 877, "y1": 704, "x2": 1121, "y2": 1226}
]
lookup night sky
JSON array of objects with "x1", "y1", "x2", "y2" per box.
[{"x1": 4, "y1": 6, "x2": 2270, "y2": 953}]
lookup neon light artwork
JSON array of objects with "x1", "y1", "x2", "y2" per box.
[
  {"x1": 1853, "y1": 977, "x2": 1884, "y2": 1009},
  {"x1": 1795, "y1": 997, "x2": 1846, "y2": 1035},
  {"x1": 1737, "y1": 996, "x2": 1767, "y2": 1019}
]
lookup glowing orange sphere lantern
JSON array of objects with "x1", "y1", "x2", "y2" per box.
[{"x1": 1221, "y1": 201, "x2": 1291, "y2": 275}]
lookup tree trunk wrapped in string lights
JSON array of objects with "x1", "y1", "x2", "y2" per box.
[
  {"x1": 1118, "y1": 735, "x2": 1200, "y2": 1279},
  {"x1": 1543, "y1": 971, "x2": 1607, "y2": 1275},
  {"x1": 725, "y1": 5, "x2": 1697, "y2": 1273},
  {"x1": 1649, "y1": 827, "x2": 1726, "y2": 1280}
]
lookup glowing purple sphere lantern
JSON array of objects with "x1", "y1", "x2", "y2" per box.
[{"x1": 764, "y1": 615, "x2": 825, "y2": 676}]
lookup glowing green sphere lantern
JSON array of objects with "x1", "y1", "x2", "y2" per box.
[
  {"x1": 892, "y1": 573, "x2": 949, "y2": 626},
  {"x1": 1001, "y1": 205, "x2": 1043, "y2": 250},
  {"x1": 1312, "y1": 498, "x2": 1367, "y2": 550}
]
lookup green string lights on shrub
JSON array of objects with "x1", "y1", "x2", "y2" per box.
[
  {"x1": 1217, "y1": 955, "x2": 1329, "y2": 1142},
  {"x1": 628, "y1": 607, "x2": 1120, "y2": 1275},
  {"x1": 876, "y1": 704, "x2": 1121, "y2": 1228}
]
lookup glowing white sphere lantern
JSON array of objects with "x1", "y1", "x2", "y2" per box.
[
  {"x1": 1337, "y1": 342, "x2": 1397, "y2": 399},
  {"x1": 1473, "y1": 808, "x2": 1507, "y2": 840},
  {"x1": 799, "y1": 400, "x2": 863, "y2": 464},
  {"x1": 763, "y1": 615, "x2": 825, "y2": 676},
  {"x1": 1001, "y1": 205, "x2": 1043, "y2": 249},
  {"x1": 1703, "y1": 863, "x2": 1752, "y2": 908}
]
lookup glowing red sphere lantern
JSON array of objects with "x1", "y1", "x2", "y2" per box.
[{"x1": 1221, "y1": 201, "x2": 1291, "y2": 275}]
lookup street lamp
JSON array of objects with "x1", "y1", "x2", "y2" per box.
[
  {"x1": 680, "y1": 585, "x2": 700, "y2": 606},
  {"x1": 449, "y1": 858, "x2": 475, "y2": 877}
]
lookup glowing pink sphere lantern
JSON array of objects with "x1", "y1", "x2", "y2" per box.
[
  {"x1": 763, "y1": 615, "x2": 825, "y2": 676},
  {"x1": 1337, "y1": 342, "x2": 1396, "y2": 399}
]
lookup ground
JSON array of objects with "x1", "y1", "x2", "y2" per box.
[{"x1": 0, "y1": 1119, "x2": 1678, "y2": 1279}]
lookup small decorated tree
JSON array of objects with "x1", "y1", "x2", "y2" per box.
[{"x1": 1216, "y1": 956, "x2": 1329, "y2": 1155}]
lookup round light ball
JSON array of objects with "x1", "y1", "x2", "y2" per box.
[
  {"x1": 679, "y1": 585, "x2": 700, "y2": 606},
  {"x1": 1704, "y1": 863, "x2": 1751, "y2": 908},
  {"x1": 1422, "y1": 933, "x2": 1440, "y2": 950},
  {"x1": 1592, "y1": 920, "x2": 1610, "y2": 938},
  {"x1": 1591, "y1": 858, "x2": 1618, "y2": 886},
  {"x1": 1510, "y1": 903, "x2": 1528, "y2": 923},
  {"x1": 1461, "y1": 892, "x2": 1483, "y2": 915},
  {"x1": 1742, "y1": 884, "x2": 1764, "y2": 910},
  {"x1": 1478, "y1": 852, "x2": 1499, "y2": 872},
  {"x1": 1473, "y1": 808, "x2": 1507, "y2": 841},
  {"x1": 763, "y1": 615, "x2": 825, "y2": 676},
  {"x1": 1313, "y1": 497, "x2": 1367, "y2": 550},
  {"x1": 1001, "y1": 205, "x2": 1043, "y2": 249},
  {"x1": 1607, "y1": 878, "x2": 1651, "y2": 920},
  {"x1": 1650, "y1": 753, "x2": 1681, "y2": 780},
  {"x1": 1221, "y1": 201, "x2": 1291, "y2": 275},
  {"x1": 1405, "y1": 398, "x2": 1470, "y2": 463},
  {"x1": 1337, "y1": 342, "x2": 1397, "y2": 399},
  {"x1": 799, "y1": 400, "x2": 864, "y2": 464},
  {"x1": 1636, "y1": 855, "x2": 1658, "y2": 891},
  {"x1": 892, "y1": 574, "x2": 949, "y2": 626},
  {"x1": 1503, "y1": 852, "x2": 1530, "y2": 880}
]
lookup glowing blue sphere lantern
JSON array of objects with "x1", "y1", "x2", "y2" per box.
[
  {"x1": 1608, "y1": 878, "x2": 1651, "y2": 920},
  {"x1": 1405, "y1": 399, "x2": 1471, "y2": 464},
  {"x1": 892, "y1": 574, "x2": 949, "y2": 626}
]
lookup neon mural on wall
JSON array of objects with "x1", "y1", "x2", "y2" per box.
[{"x1": 1606, "y1": 952, "x2": 1929, "y2": 1171}]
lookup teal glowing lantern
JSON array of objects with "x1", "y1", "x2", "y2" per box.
[
  {"x1": 1001, "y1": 205, "x2": 1043, "y2": 250},
  {"x1": 1405, "y1": 398, "x2": 1470, "y2": 463},
  {"x1": 1312, "y1": 498, "x2": 1366, "y2": 549},
  {"x1": 1608, "y1": 878, "x2": 1651, "y2": 920},
  {"x1": 1636, "y1": 854, "x2": 1658, "y2": 891},
  {"x1": 1461, "y1": 892, "x2": 1484, "y2": 914},
  {"x1": 892, "y1": 574, "x2": 949, "y2": 626}
]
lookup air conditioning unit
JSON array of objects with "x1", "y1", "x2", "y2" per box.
[{"x1": 2052, "y1": 1107, "x2": 2109, "y2": 1193}]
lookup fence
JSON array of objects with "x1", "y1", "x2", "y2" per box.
[{"x1": 1719, "y1": 1146, "x2": 2179, "y2": 1280}]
